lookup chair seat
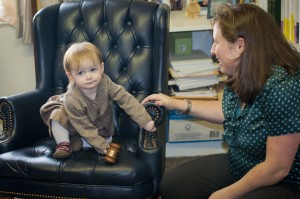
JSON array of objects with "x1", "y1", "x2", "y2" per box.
[{"x1": 0, "y1": 138, "x2": 153, "y2": 187}]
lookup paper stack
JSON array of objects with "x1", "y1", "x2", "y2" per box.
[{"x1": 168, "y1": 50, "x2": 224, "y2": 99}]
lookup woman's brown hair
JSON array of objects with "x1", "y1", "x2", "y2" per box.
[{"x1": 212, "y1": 3, "x2": 300, "y2": 103}]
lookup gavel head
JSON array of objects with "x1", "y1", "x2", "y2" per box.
[{"x1": 104, "y1": 143, "x2": 121, "y2": 164}]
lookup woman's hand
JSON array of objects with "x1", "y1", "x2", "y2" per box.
[
  {"x1": 141, "y1": 93, "x2": 179, "y2": 110},
  {"x1": 142, "y1": 93, "x2": 224, "y2": 124}
]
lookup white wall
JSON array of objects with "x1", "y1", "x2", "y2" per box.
[
  {"x1": 166, "y1": 141, "x2": 227, "y2": 157},
  {"x1": 0, "y1": 25, "x2": 35, "y2": 97}
]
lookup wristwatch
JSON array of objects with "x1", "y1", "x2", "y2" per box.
[{"x1": 183, "y1": 99, "x2": 192, "y2": 115}]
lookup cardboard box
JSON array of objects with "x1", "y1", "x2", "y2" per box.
[
  {"x1": 170, "y1": 32, "x2": 192, "y2": 55},
  {"x1": 168, "y1": 110, "x2": 224, "y2": 142}
]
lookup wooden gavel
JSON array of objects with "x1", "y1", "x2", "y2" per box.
[{"x1": 104, "y1": 143, "x2": 121, "y2": 164}]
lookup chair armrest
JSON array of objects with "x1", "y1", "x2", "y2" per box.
[
  {"x1": 136, "y1": 102, "x2": 168, "y2": 196},
  {"x1": 0, "y1": 90, "x2": 53, "y2": 153},
  {"x1": 137, "y1": 121, "x2": 167, "y2": 196},
  {"x1": 141, "y1": 101, "x2": 165, "y2": 150}
]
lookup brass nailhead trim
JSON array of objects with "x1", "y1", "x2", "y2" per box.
[
  {"x1": 0, "y1": 189, "x2": 87, "y2": 199},
  {"x1": 0, "y1": 101, "x2": 13, "y2": 142}
]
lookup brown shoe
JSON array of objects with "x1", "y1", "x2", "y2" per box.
[
  {"x1": 53, "y1": 142, "x2": 72, "y2": 158},
  {"x1": 70, "y1": 136, "x2": 83, "y2": 152}
]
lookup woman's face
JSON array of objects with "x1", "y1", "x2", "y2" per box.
[{"x1": 211, "y1": 22, "x2": 244, "y2": 76}]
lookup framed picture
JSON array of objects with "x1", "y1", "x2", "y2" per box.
[
  {"x1": 207, "y1": 0, "x2": 238, "y2": 19},
  {"x1": 170, "y1": 0, "x2": 184, "y2": 11}
]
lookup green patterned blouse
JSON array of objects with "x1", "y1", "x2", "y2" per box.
[{"x1": 222, "y1": 65, "x2": 300, "y2": 190}]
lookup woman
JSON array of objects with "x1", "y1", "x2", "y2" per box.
[{"x1": 142, "y1": 3, "x2": 300, "y2": 199}]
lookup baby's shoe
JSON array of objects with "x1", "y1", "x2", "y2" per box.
[
  {"x1": 70, "y1": 136, "x2": 83, "y2": 152},
  {"x1": 53, "y1": 142, "x2": 72, "y2": 158}
]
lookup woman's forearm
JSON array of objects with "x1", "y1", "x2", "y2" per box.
[
  {"x1": 187, "y1": 99, "x2": 224, "y2": 124},
  {"x1": 142, "y1": 94, "x2": 224, "y2": 124},
  {"x1": 214, "y1": 134, "x2": 300, "y2": 199},
  {"x1": 219, "y1": 161, "x2": 288, "y2": 199}
]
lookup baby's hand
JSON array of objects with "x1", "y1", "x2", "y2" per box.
[{"x1": 144, "y1": 120, "x2": 156, "y2": 132}]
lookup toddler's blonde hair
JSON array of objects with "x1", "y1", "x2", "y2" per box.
[{"x1": 63, "y1": 42, "x2": 102, "y2": 73}]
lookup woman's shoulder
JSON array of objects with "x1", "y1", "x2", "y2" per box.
[
  {"x1": 261, "y1": 65, "x2": 300, "y2": 101},
  {"x1": 265, "y1": 65, "x2": 299, "y2": 88}
]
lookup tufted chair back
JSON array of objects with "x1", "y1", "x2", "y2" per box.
[
  {"x1": 35, "y1": 0, "x2": 168, "y2": 141},
  {"x1": 0, "y1": 0, "x2": 169, "y2": 198}
]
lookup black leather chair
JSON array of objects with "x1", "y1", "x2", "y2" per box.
[{"x1": 0, "y1": 0, "x2": 169, "y2": 198}]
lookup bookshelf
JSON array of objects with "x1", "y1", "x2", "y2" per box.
[
  {"x1": 264, "y1": 0, "x2": 300, "y2": 52},
  {"x1": 170, "y1": 11, "x2": 212, "y2": 32},
  {"x1": 169, "y1": 10, "x2": 219, "y2": 98},
  {"x1": 166, "y1": 11, "x2": 227, "y2": 157}
]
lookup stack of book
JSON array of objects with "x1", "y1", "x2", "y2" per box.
[{"x1": 168, "y1": 50, "x2": 225, "y2": 99}]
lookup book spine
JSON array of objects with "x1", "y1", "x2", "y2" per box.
[
  {"x1": 290, "y1": 0, "x2": 296, "y2": 42},
  {"x1": 296, "y1": 0, "x2": 300, "y2": 45}
]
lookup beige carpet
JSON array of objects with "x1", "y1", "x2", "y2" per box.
[{"x1": 165, "y1": 156, "x2": 200, "y2": 173}]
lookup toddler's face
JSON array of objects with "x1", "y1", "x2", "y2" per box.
[{"x1": 68, "y1": 59, "x2": 104, "y2": 92}]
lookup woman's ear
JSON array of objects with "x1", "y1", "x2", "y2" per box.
[{"x1": 236, "y1": 37, "x2": 245, "y2": 53}]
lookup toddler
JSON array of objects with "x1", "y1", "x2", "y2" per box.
[{"x1": 40, "y1": 42, "x2": 155, "y2": 158}]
